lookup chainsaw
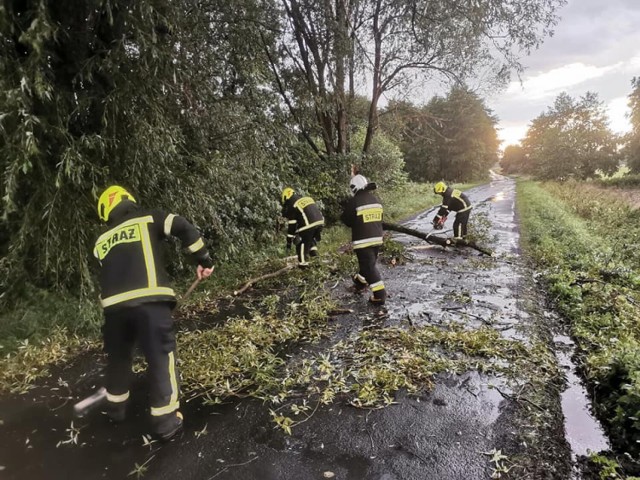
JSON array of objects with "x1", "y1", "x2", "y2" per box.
[{"x1": 432, "y1": 215, "x2": 447, "y2": 230}]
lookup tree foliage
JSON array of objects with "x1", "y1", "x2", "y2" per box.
[
  {"x1": 522, "y1": 92, "x2": 620, "y2": 180},
  {"x1": 500, "y1": 144, "x2": 527, "y2": 175},
  {"x1": 271, "y1": 0, "x2": 565, "y2": 157},
  {"x1": 378, "y1": 100, "x2": 436, "y2": 182},
  {"x1": 381, "y1": 87, "x2": 499, "y2": 182},
  {"x1": 624, "y1": 77, "x2": 640, "y2": 173},
  {"x1": 0, "y1": 0, "x2": 296, "y2": 301},
  {"x1": 0, "y1": 0, "x2": 565, "y2": 314}
]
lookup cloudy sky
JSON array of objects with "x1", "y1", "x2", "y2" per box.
[{"x1": 486, "y1": 0, "x2": 640, "y2": 147}]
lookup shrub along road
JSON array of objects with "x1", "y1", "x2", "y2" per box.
[{"x1": 1, "y1": 175, "x2": 611, "y2": 479}]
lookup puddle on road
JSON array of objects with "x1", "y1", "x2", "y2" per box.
[{"x1": 554, "y1": 335, "x2": 610, "y2": 459}]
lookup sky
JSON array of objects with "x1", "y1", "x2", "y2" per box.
[{"x1": 486, "y1": 0, "x2": 640, "y2": 148}]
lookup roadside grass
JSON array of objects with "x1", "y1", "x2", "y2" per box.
[
  {"x1": 379, "y1": 181, "x2": 439, "y2": 220},
  {"x1": 379, "y1": 181, "x2": 479, "y2": 222},
  {"x1": 0, "y1": 287, "x2": 103, "y2": 355},
  {"x1": 516, "y1": 179, "x2": 640, "y2": 472}
]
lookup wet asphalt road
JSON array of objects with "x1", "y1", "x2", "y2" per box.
[{"x1": 0, "y1": 175, "x2": 572, "y2": 479}]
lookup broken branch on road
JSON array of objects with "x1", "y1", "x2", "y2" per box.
[
  {"x1": 233, "y1": 265, "x2": 295, "y2": 296},
  {"x1": 382, "y1": 222, "x2": 493, "y2": 256}
]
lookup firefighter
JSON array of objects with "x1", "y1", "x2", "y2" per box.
[
  {"x1": 341, "y1": 174, "x2": 386, "y2": 305},
  {"x1": 94, "y1": 185, "x2": 214, "y2": 441},
  {"x1": 432, "y1": 182, "x2": 472, "y2": 240},
  {"x1": 281, "y1": 188, "x2": 325, "y2": 267}
]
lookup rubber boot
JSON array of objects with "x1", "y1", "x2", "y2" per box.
[
  {"x1": 105, "y1": 401, "x2": 127, "y2": 423},
  {"x1": 369, "y1": 288, "x2": 386, "y2": 306},
  {"x1": 350, "y1": 274, "x2": 367, "y2": 293},
  {"x1": 152, "y1": 411, "x2": 184, "y2": 441}
]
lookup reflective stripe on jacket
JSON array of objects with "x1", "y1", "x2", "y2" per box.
[
  {"x1": 94, "y1": 207, "x2": 212, "y2": 310},
  {"x1": 282, "y1": 194, "x2": 325, "y2": 239},
  {"x1": 341, "y1": 191, "x2": 384, "y2": 249}
]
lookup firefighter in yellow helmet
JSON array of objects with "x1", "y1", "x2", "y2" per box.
[
  {"x1": 281, "y1": 187, "x2": 325, "y2": 267},
  {"x1": 432, "y1": 182, "x2": 472, "y2": 240},
  {"x1": 94, "y1": 185, "x2": 214, "y2": 440}
]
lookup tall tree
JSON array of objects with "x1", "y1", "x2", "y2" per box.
[
  {"x1": 381, "y1": 87, "x2": 499, "y2": 182},
  {"x1": 267, "y1": 0, "x2": 565, "y2": 160},
  {"x1": 427, "y1": 87, "x2": 499, "y2": 181},
  {"x1": 624, "y1": 77, "x2": 640, "y2": 173},
  {"x1": 523, "y1": 92, "x2": 620, "y2": 180},
  {"x1": 379, "y1": 100, "x2": 438, "y2": 182}
]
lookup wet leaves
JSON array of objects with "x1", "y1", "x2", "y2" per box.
[
  {"x1": 127, "y1": 455, "x2": 155, "y2": 479},
  {"x1": 482, "y1": 448, "x2": 512, "y2": 478},
  {"x1": 194, "y1": 424, "x2": 208, "y2": 439},
  {"x1": 175, "y1": 257, "x2": 541, "y2": 435},
  {"x1": 0, "y1": 328, "x2": 98, "y2": 393},
  {"x1": 56, "y1": 421, "x2": 81, "y2": 448}
]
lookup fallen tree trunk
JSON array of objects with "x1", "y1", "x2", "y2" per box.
[
  {"x1": 382, "y1": 222, "x2": 452, "y2": 248},
  {"x1": 450, "y1": 238, "x2": 494, "y2": 256},
  {"x1": 382, "y1": 222, "x2": 493, "y2": 256}
]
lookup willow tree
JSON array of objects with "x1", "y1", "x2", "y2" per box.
[
  {"x1": 0, "y1": 0, "x2": 296, "y2": 303},
  {"x1": 266, "y1": 0, "x2": 566, "y2": 160}
]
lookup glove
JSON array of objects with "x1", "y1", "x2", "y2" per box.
[{"x1": 433, "y1": 216, "x2": 447, "y2": 230}]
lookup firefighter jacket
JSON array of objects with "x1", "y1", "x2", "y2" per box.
[
  {"x1": 93, "y1": 202, "x2": 213, "y2": 311},
  {"x1": 341, "y1": 190, "x2": 384, "y2": 249},
  {"x1": 282, "y1": 194, "x2": 325, "y2": 242},
  {"x1": 434, "y1": 187, "x2": 472, "y2": 222}
]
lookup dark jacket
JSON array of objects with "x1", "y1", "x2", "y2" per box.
[
  {"x1": 341, "y1": 190, "x2": 384, "y2": 249},
  {"x1": 434, "y1": 187, "x2": 472, "y2": 221},
  {"x1": 93, "y1": 201, "x2": 213, "y2": 310},
  {"x1": 282, "y1": 194, "x2": 325, "y2": 241}
]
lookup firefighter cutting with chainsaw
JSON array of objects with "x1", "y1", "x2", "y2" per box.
[
  {"x1": 432, "y1": 182, "x2": 473, "y2": 241},
  {"x1": 93, "y1": 185, "x2": 214, "y2": 440}
]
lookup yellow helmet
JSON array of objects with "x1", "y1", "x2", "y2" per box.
[
  {"x1": 281, "y1": 187, "x2": 295, "y2": 204},
  {"x1": 97, "y1": 185, "x2": 136, "y2": 222},
  {"x1": 434, "y1": 181, "x2": 447, "y2": 194}
]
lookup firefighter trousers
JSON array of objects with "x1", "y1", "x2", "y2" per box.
[
  {"x1": 453, "y1": 209, "x2": 471, "y2": 240},
  {"x1": 296, "y1": 226, "x2": 322, "y2": 266},
  {"x1": 354, "y1": 246, "x2": 386, "y2": 301},
  {"x1": 103, "y1": 302, "x2": 180, "y2": 428}
]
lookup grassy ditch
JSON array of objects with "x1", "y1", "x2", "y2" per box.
[{"x1": 516, "y1": 180, "x2": 640, "y2": 474}]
